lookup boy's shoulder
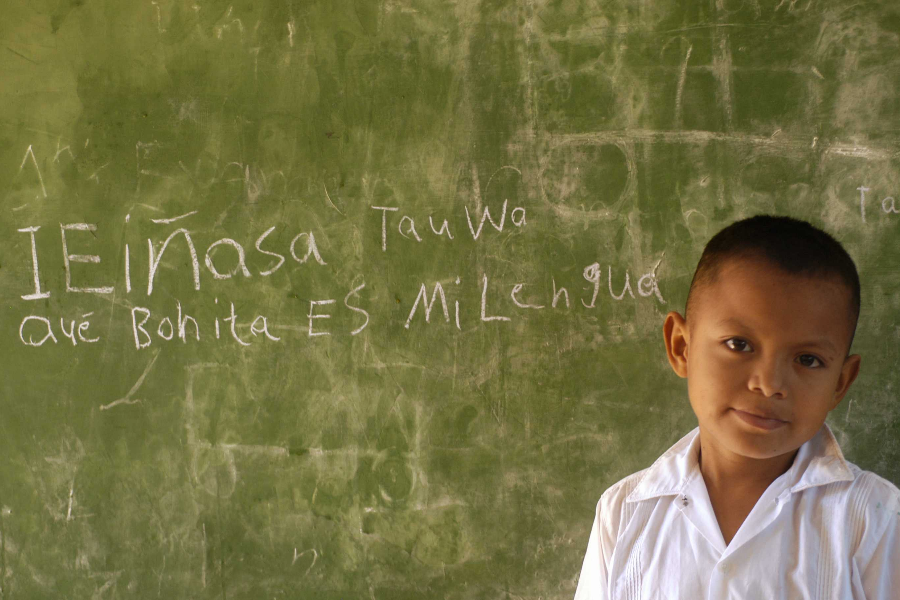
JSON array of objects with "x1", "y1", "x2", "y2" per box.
[
  {"x1": 594, "y1": 427, "x2": 900, "y2": 529},
  {"x1": 839, "y1": 460, "x2": 900, "y2": 515},
  {"x1": 815, "y1": 424, "x2": 900, "y2": 517},
  {"x1": 594, "y1": 466, "x2": 656, "y2": 526},
  {"x1": 597, "y1": 427, "x2": 701, "y2": 511},
  {"x1": 599, "y1": 458, "x2": 900, "y2": 504}
]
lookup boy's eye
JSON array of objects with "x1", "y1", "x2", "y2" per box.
[
  {"x1": 723, "y1": 338, "x2": 751, "y2": 352},
  {"x1": 723, "y1": 338, "x2": 825, "y2": 369},
  {"x1": 798, "y1": 355, "x2": 824, "y2": 369}
]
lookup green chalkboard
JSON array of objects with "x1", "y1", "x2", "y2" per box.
[{"x1": 2, "y1": 0, "x2": 900, "y2": 597}]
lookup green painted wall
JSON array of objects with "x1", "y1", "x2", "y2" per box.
[{"x1": 1, "y1": 0, "x2": 899, "y2": 597}]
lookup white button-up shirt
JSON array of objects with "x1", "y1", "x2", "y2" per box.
[{"x1": 574, "y1": 423, "x2": 900, "y2": 599}]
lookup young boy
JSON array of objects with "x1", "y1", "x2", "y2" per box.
[{"x1": 574, "y1": 215, "x2": 900, "y2": 599}]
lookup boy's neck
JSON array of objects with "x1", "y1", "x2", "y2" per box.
[{"x1": 697, "y1": 433, "x2": 798, "y2": 493}]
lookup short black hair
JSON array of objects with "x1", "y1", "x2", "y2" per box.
[{"x1": 684, "y1": 215, "x2": 861, "y2": 356}]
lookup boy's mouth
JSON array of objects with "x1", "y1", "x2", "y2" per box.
[{"x1": 732, "y1": 408, "x2": 788, "y2": 430}]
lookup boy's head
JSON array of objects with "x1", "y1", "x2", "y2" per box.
[
  {"x1": 684, "y1": 215, "x2": 861, "y2": 356},
  {"x1": 663, "y1": 215, "x2": 862, "y2": 462}
]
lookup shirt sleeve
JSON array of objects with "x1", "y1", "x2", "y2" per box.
[
  {"x1": 573, "y1": 496, "x2": 617, "y2": 600},
  {"x1": 859, "y1": 500, "x2": 900, "y2": 600}
]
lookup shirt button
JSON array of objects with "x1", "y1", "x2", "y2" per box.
[{"x1": 719, "y1": 562, "x2": 730, "y2": 574}]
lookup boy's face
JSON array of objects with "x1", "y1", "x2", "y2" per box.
[{"x1": 663, "y1": 257, "x2": 862, "y2": 463}]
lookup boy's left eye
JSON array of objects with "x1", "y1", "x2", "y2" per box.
[{"x1": 798, "y1": 355, "x2": 824, "y2": 368}]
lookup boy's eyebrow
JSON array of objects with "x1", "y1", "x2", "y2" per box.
[{"x1": 715, "y1": 317, "x2": 838, "y2": 355}]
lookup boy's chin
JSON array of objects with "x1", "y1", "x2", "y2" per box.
[{"x1": 704, "y1": 420, "x2": 800, "y2": 460}]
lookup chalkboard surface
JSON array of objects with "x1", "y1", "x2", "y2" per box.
[{"x1": 2, "y1": 0, "x2": 899, "y2": 597}]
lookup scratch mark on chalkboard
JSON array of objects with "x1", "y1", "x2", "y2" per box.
[
  {"x1": 250, "y1": 47, "x2": 260, "y2": 81},
  {"x1": 11, "y1": 203, "x2": 29, "y2": 212},
  {"x1": 65, "y1": 470, "x2": 75, "y2": 522},
  {"x1": 88, "y1": 162, "x2": 109, "y2": 183},
  {"x1": 201, "y1": 523, "x2": 207, "y2": 588},
  {"x1": 846, "y1": 398, "x2": 853, "y2": 422},
  {"x1": 0, "y1": 120, "x2": 63, "y2": 140},
  {"x1": 155, "y1": 555, "x2": 166, "y2": 596},
  {"x1": 6, "y1": 46, "x2": 37, "y2": 64},
  {"x1": 675, "y1": 44, "x2": 693, "y2": 129},
  {"x1": 606, "y1": 356, "x2": 631, "y2": 391},
  {"x1": 471, "y1": 163, "x2": 483, "y2": 211},
  {"x1": 18, "y1": 145, "x2": 47, "y2": 198},
  {"x1": 712, "y1": 24, "x2": 735, "y2": 131},
  {"x1": 323, "y1": 183, "x2": 344, "y2": 216},
  {"x1": 150, "y1": 210, "x2": 198, "y2": 224},
  {"x1": 811, "y1": 66, "x2": 825, "y2": 80},
  {"x1": 100, "y1": 349, "x2": 160, "y2": 410}
]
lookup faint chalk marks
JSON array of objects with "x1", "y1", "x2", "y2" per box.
[
  {"x1": 539, "y1": 139, "x2": 636, "y2": 222},
  {"x1": 190, "y1": 441, "x2": 239, "y2": 498},
  {"x1": 100, "y1": 349, "x2": 161, "y2": 410},
  {"x1": 483, "y1": 165, "x2": 523, "y2": 199},
  {"x1": 519, "y1": 0, "x2": 537, "y2": 134},
  {"x1": 675, "y1": 44, "x2": 694, "y2": 129},
  {"x1": 775, "y1": 0, "x2": 813, "y2": 12},
  {"x1": 718, "y1": 0, "x2": 748, "y2": 13},
  {"x1": 184, "y1": 364, "x2": 236, "y2": 498},
  {"x1": 54, "y1": 139, "x2": 74, "y2": 163},
  {"x1": 682, "y1": 208, "x2": 709, "y2": 238},
  {"x1": 18, "y1": 145, "x2": 47, "y2": 198},
  {"x1": 323, "y1": 183, "x2": 344, "y2": 216},
  {"x1": 219, "y1": 443, "x2": 288, "y2": 458},
  {"x1": 292, "y1": 548, "x2": 318, "y2": 576},
  {"x1": 214, "y1": 6, "x2": 244, "y2": 40},
  {"x1": 41, "y1": 430, "x2": 88, "y2": 523},
  {"x1": 92, "y1": 570, "x2": 124, "y2": 599},
  {"x1": 66, "y1": 471, "x2": 75, "y2": 522},
  {"x1": 375, "y1": 453, "x2": 415, "y2": 506},
  {"x1": 150, "y1": 1, "x2": 166, "y2": 33},
  {"x1": 711, "y1": 24, "x2": 735, "y2": 131},
  {"x1": 87, "y1": 162, "x2": 109, "y2": 183},
  {"x1": 550, "y1": 130, "x2": 897, "y2": 161},
  {"x1": 658, "y1": 35, "x2": 693, "y2": 128},
  {"x1": 150, "y1": 210, "x2": 198, "y2": 224},
  {"x1": 183, "y1": 363, "x2": 289, "y2": 499}
]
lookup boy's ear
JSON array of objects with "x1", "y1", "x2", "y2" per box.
[
  {"x1": 829, "y1": 354, "x2": 862, "y2": 411},
  {"x1": 663, "y1": 311, "x2": 689, "y2": 379}
]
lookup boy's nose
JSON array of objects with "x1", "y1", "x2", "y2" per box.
[{"x1": 747, "y1": 358, "x2": 788, "y2": 398}]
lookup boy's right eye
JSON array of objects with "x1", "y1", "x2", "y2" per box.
[{"x1": 723, "y1": 338, "x2": 751, "y2": 352}]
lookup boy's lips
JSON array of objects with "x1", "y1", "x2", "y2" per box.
[{"x1": 732, "y1": 408, "x2": 789, "y2": 430}]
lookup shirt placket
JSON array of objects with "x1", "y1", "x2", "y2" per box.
[{"x1": 679, "y1": 471, "x2": 792, "y2": 600}]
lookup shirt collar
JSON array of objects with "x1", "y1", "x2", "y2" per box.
[{"x1": 625, "y1": 422, "x2": 855, "y2": 504}]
